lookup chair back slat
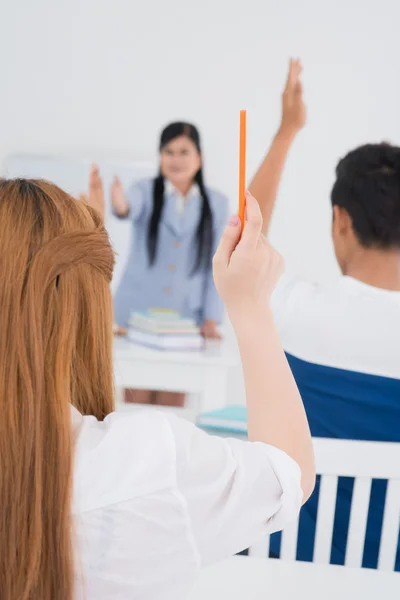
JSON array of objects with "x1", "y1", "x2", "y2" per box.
[
  {"x1": 313, "y1": 474, "x2": 338, "y2": 563},
  {"x1": 345, "y1": 477, "x2": 372, "y2": 567},
  {"x1": 378, "y1": 479, "x2": 400, "y2": 572},
  {"x1": 248, "y1": 535, "x2": 270, "y2": 559},
  {"x1": 280, "y1": 518, "x2": 299, "y2": 561}
]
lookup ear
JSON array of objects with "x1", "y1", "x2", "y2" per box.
[{"x1": 333, "y1": 205, "x2": 352, "y2": 236}]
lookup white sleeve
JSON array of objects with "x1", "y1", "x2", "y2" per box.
[{"x1": 165, "y1": 414, "x2": 303, "y2": 566}]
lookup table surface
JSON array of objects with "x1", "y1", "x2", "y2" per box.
[
  {"x1": 188, "y1": 555, "x2": 400, "y2": 600},
  {"x1": 113, "y1": 336, "x2": 238, "y2": 367}
]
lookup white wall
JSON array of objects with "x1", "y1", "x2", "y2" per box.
[{"x1": 2, "y1": 0, "x2": 400, "y2": 403}]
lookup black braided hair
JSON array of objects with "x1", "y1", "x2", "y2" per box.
[{"x1": 147, "y1": 122, "x2": 213, "y2": 273}]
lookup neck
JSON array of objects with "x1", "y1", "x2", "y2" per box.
[
  {"x1": 170, "y1": 181, "x2": 193, "y2": 197},
  {"x1": 344, "y1": 246, "x2": 400, "y2": 291}
]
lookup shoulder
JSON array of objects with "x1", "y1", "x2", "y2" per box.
[
  {"x1": 272, "y1": 275, "x2": 400, "y2": 376},
  {"x1": 271, "y1": 273, "x2": 323, "y2": 327},
  {"x1": 271, "y1": 273, "x2": 338, "y2": 357},
  {"x1": 271, "y1": 273, "x2": 322, "y2": 311},
  {"x1": 125, "y1": 179, "x2": 155, "y2": 215},
  {"x1": 72, "y1": 409, "x2": 177, "y2": 514}
]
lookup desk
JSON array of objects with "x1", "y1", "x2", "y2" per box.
[
  {"x1": 188, "y1": 555, "x2": 399, "y2": 600},
  {"x1": 113, "y1": 337, "x2": 237, "y2": 415}
]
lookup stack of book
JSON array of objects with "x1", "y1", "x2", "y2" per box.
[
  {"x1": 197, "y1": 405, "x2": 247, "y2": 435},
  {"x1": 127, "y1": 309, "x2": 204, "y2": 352}
]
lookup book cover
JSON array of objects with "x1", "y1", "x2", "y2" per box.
[
  {"x1": 197, "y1": 405, "x2": 248, "y2": 433},
  {"x1": 128, "y1": 329, "x2": 204, "y2": 352},
  {"x1": 129, "y1": 310, "x2": 198, "y2": 333}
]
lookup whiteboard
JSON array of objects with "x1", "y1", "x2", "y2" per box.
[{"x1": 4, "y1": 155, "x2": 155, "y2": 293}]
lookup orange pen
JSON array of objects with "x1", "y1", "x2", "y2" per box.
[{"x1": 238, "y1": 110, "x2": 247, "y2": 233}]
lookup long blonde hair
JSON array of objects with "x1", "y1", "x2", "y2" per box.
[{"x1": 0, "y1": 179, "x2": 115, "y2": 600}]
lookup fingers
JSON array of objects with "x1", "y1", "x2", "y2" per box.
[
  {"x1": 113, "y1": 325, "x2": 127, "y2": 336},
  {"x1": 201, "y1": 324, "x2": 222, "y2": 340},
  {"x1": 291, "y1": 58, "x2": 302, "y2": 81},
  {"x1": 90, "y1": 163, "x2": 103, "y2": 192},
  {"x1": 294, "y1": 58, "x2": 303, "y2": 76},
  {"x1": 284, "y1": 57, "x2": 294, "y2": 89},
  {"x1": 241, "y1": 191, "x2": 263, "y2": 247},
  {"x1": 284, "y1": 57, "x2": 303, "y2": 93},
  {"x1": 213, "y1": 215, "x2": 241, "y2": 266},
  {"x1": 294, "y1": 79, "x2": 303, "y2": 97},
  {"x1": 209, "y1": 330, "x2": 223, "y2": 341},
  {"x1": 90, "y1": 163, "x2": 99, "y2": 179}
]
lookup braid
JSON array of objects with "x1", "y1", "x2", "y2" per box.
[
  {"x1": 147, "y1": 175, "x2": 165, "y2": 266},
  {"x1": 193, "y1": 169, "x2": 213, "y2": 274}
]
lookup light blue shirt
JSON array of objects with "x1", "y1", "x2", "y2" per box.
[{"x1": 113, "y1": 178, "x2": 229, "y2": 327}]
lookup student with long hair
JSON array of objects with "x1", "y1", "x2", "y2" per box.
[
  {"x1": 109, "y1": 122, "x2": 228, "y2": 406},
  {"x1": 0, "y1": 175, "x2": 314, "y2": 600}
]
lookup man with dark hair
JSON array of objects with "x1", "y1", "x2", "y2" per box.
[
  {"x1": 250, "y1": 59, "x2": 400, "y2": 569},
  {"x1": 331, "y1": 143, "x2": 400, "y2": 261}
]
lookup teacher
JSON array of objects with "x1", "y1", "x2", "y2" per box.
[{"x1": 111, "y1": 122, "x2": 229, "y2": 405}]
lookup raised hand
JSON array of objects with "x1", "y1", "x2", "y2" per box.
[
  {"x1": 111, "y1": 176, "x2": 129, "y2": 217},
  {"x1": 79, "y1": 164, "x2": 105, "y2": 221},
  {"x1": 213, "y1": 191, "x2": 284, "y2": 320},
  {"x1": 280, "y1": 58, "x2": 307, "y2": 136}
]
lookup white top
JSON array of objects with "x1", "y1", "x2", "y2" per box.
[
  {"x1": 165, "y1": 180, "x2": 199, "y2": 215},
  {"x1": 71, "y1": 406, "x2": 302, "y2": 600},
  {"x1": 272, "y1": 274, "x2": 400, "y2": 378}
]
